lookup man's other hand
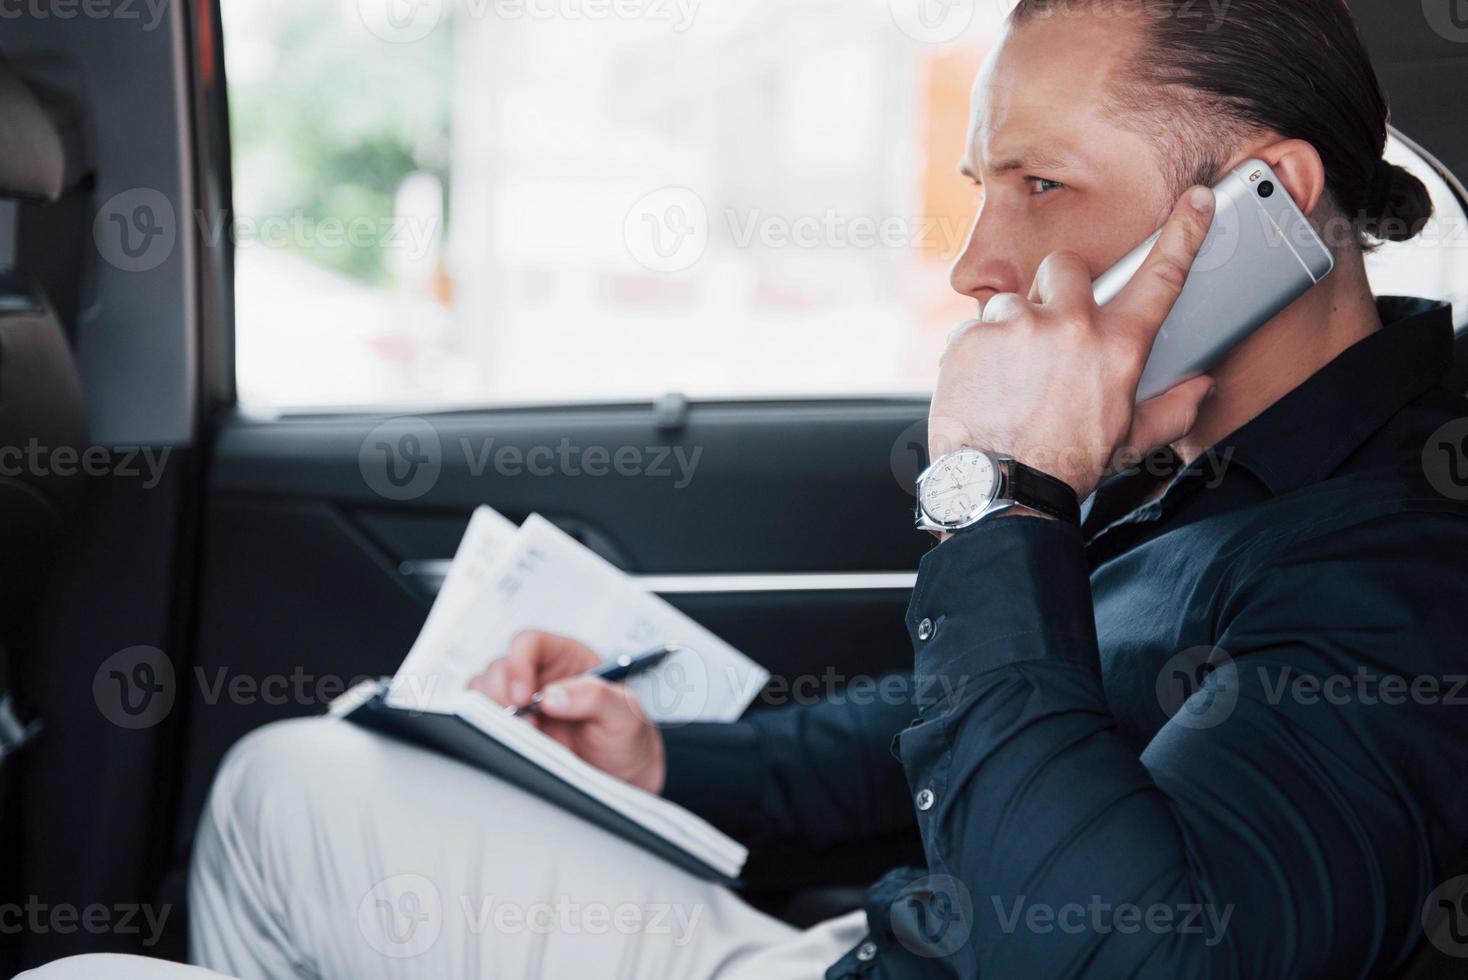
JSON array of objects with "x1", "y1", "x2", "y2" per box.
[{"x1": 468, "y1": 630, "x2": 667, "y2": 795}]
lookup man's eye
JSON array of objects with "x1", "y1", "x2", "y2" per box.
[{"x1": 1028, "y1": 178, "x2": 1065, "y2": 195}]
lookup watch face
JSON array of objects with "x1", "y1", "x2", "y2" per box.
[{"x1": 920, "y1": 449, "x2": 999, "y2": 527}]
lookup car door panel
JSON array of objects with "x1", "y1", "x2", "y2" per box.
[{"x1": 170, "y1": 401, "x2": 932, "y2": 899}]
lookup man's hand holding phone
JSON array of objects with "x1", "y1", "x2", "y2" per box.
[
  {"x1": 469, "y1": 630, "x2": 667, "y2": 795},
  {"x1": 931, "y1": 185, "x2": 1220, "y2": 503}
]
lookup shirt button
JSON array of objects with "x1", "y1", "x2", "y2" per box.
[
  {"x1": 917, "y1": 618, "x2": 934, "y2": 641},
  {"x1": 856, "y1": 941, "x2": 878, "y2": 962},
  {"x1": 916, "y1": 788, "x2": 935, "y2": 811}
]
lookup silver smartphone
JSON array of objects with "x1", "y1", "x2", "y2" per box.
[{"x1": 1092, "y1": 158, "x2": 1335, "y2": 402}]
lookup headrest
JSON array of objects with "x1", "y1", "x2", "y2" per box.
[{"x1": 0, "y1": 51, "x2": 75, "y2": 203}]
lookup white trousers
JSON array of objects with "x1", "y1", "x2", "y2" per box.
[{"x1": 20, "y1": 717, "x2": 864, "y2": 980}]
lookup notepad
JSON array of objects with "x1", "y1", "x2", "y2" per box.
[{"x1": 332, "y1": 505, "x2": 769, "y2": 884}]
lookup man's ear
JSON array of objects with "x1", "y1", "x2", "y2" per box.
[{"x1": 1250, "y1": 139, "x2": 1328, "y2": 216}]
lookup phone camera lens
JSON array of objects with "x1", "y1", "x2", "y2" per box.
[{"x1": 1257, "y1": 180, "x2": 1275, "y2": 198}]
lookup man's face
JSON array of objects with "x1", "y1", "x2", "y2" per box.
[{"x1": 950, "y1": 14, "x2": 1183, "y2": 312}]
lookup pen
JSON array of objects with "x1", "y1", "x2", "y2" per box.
[{"x1": 510, "y1": 645, "x2": 683, "y2": 717}]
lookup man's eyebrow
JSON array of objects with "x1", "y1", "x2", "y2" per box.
[{"x1": 960, "y1": 147, "x2": 1080, "y2": 181}]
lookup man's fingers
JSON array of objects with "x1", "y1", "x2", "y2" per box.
[
  {"x1": 1109, "y1": 186, "x2": 1215, "y2": 343},
  {"x1": 536, "y1": 677, "x2": 644, "y2": 726},
  {"x1": 497, "y1": 631, "x2": 547, "y2": 708},
  {"x1": 467, "y1": 660, "x2": 508, "y2": 705},
  {"x1": 1029, "y1": 250, "x2": 1095, "y2": 310},
  {"x1": 1121, "y1": 375, "x2": 1215, "y2": 460},
  {"x1": 479, "y1": 630, "x2": 601, "y2": 709},
  {"x1": 980, "y1": 292, "x2": 1027, "y2": 323}
]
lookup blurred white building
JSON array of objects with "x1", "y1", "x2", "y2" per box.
[{"x1": 230, "y1": 0, "x2": 1010, "y2": 408}]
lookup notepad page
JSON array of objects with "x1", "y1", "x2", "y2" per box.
[
  {"x1": 504, "y1": 516, "x2": 769, "y2": 723},
  {"x1": 389, "y1": 509, "x2": 770, "y2": 725},
  {"x1": 388, "y1": 506, "x2": 522, "y2": 710}
]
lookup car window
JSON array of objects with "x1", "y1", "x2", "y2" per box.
[
  {"x1": 223, "y1": 0, "x2": 1011, "y2": 410},
  {"x1": 223, "y1": 3, "x2": 1468, "y2": 411}
]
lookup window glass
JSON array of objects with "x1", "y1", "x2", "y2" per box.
[
  {"x1": 224, "y1": 0, "x2": 1005, "y2": 409},
  {"x1": 224, "y1": 4, "x2": 1467, "y2": 410}
]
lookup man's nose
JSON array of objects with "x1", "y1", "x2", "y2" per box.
[{"x1": 949, "y1": 218, "x2": 1022, "y2": 303}]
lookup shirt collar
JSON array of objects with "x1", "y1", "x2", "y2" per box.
[
  {"x1": 1220, "y1": 297, "x2": 1453, "y2": 497},
  {"x1": 1081, "y1": 297, "x2": 1454, "y2": 543}
]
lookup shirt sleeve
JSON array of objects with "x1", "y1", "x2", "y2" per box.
[
  {"x1": 897, "y1": 512, "x2": 1468, "y2": 978},
  {"x1": 660, "y1": 675, "x2": 922, "y2": 850}
]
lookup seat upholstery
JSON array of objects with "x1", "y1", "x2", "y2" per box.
[{"x1": 0, "y1": 50, "x2": 89, "y2": 709}]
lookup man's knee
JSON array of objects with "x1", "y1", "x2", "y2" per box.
[
  {"x1": 197, "y1": 717, "x2": 382, "y2": 853},
  {"x1": 16, "y1": 954, "x2": 233, "y2": 979}
]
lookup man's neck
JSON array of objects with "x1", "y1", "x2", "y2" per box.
[{"x1": 1172, "y1": 256, "x2": 1383, "y2": 467}]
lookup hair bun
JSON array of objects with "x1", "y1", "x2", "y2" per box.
[{"x1": 1368, "y1": 162, "x2": 1434, "y2": 243}]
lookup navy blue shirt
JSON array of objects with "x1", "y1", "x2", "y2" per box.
[{"x1": 663, "y1": 298, "x2": 1468, "y2": 978}]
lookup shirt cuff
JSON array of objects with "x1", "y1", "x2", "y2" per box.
[{"x1": 906, "y1": 515, "x2": 1097, "y2": 711}]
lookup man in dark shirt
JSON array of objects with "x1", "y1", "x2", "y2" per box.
[
  {"x1": 464, "y1": 2, "x2": 1468, "y2": 976},
  {"x1": 47, "y1": 2, "x2": 1451, "y2": 980},
  {"x1": 661, "y1": 290, "x2": 1468, "y2": 977}
]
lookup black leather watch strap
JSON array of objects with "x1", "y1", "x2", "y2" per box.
[{"x1": 1008, "y1": 463, "x2": 1081, "y2": 525}]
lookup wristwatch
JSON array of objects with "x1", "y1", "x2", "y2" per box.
[{"x1": 914, "y1": 447, "x2": 1081, "y2": 532}]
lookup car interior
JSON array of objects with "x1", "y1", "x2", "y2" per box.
[{"x1": 0, "y1": 0, "x2": 1466, "y2": 973}]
